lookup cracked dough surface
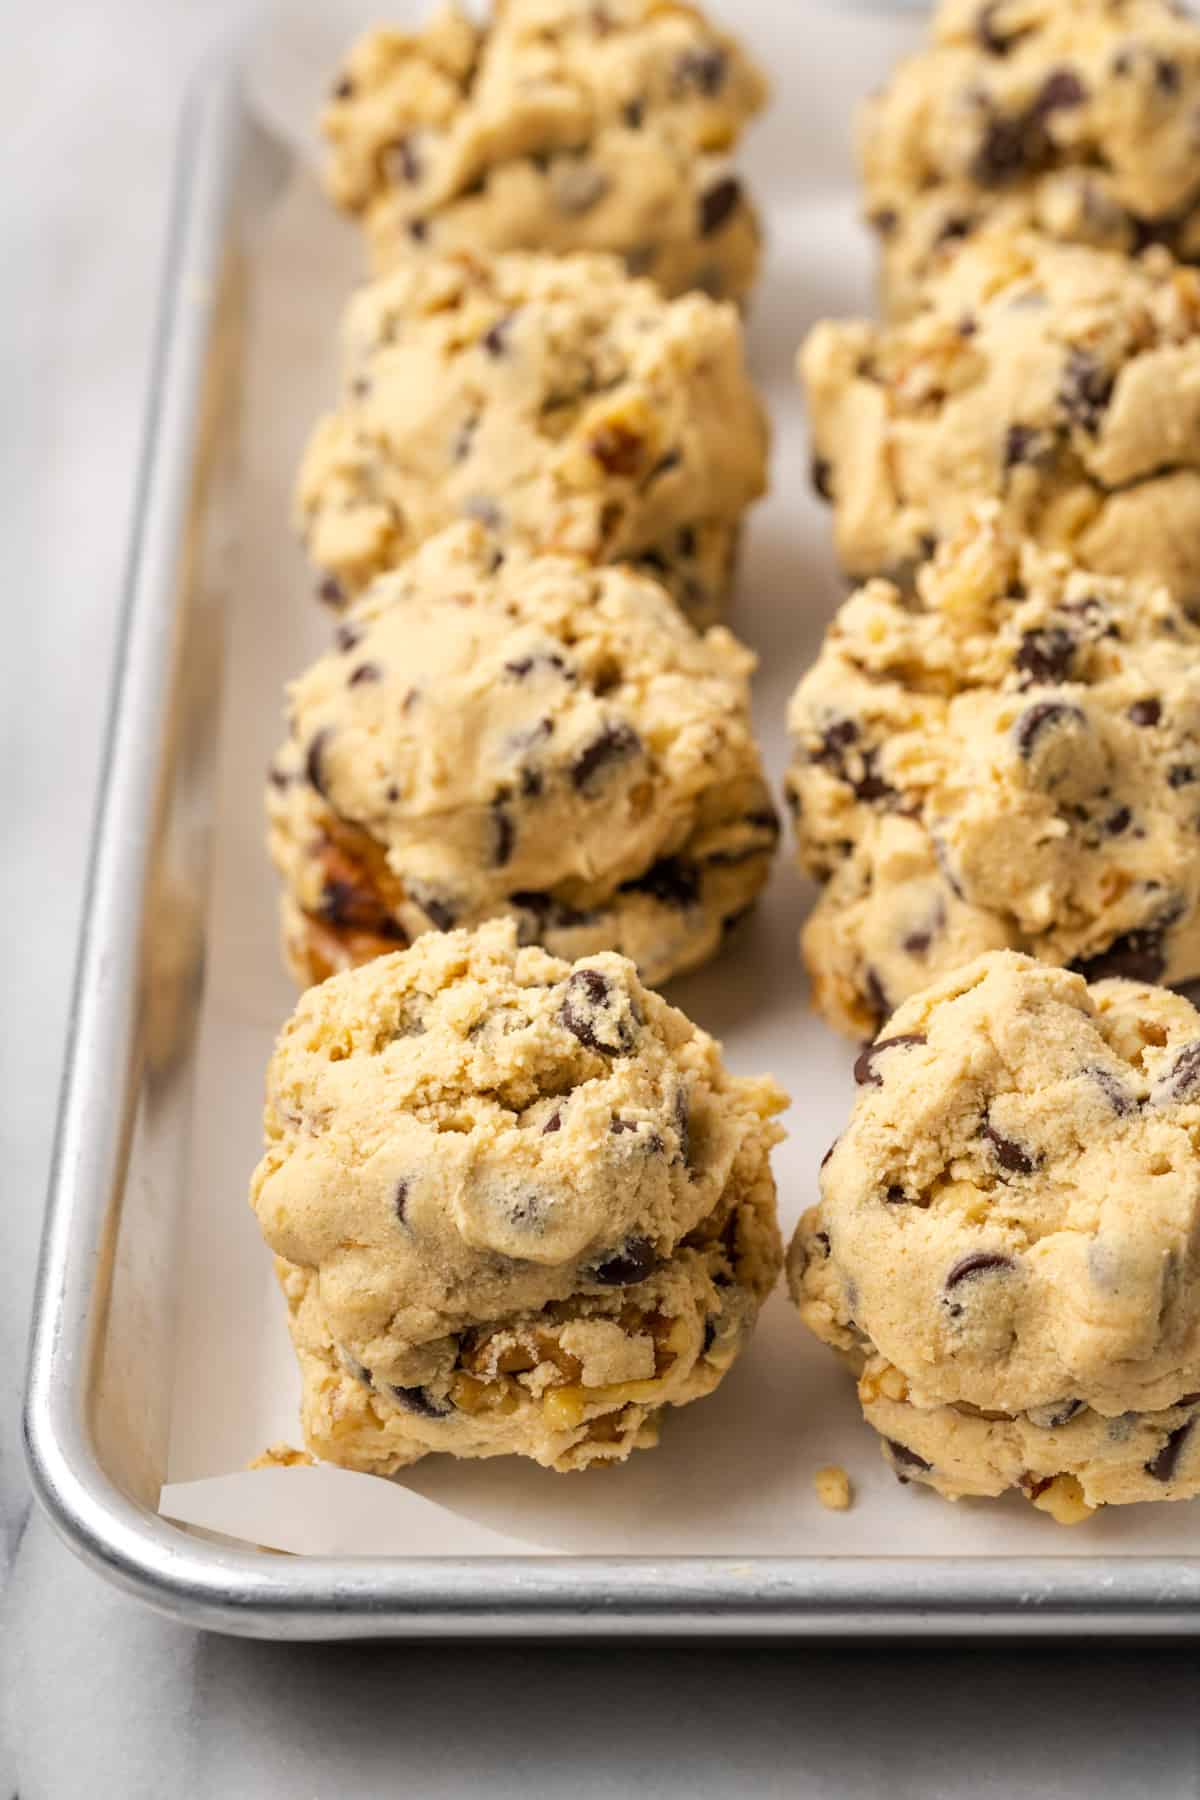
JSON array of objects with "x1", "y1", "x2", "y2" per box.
[
  {"x1": 298, "y1": 248, "x2": 767, "y2": 623},
  {"x1": 323, "y1": 0, "x2": 766, "y2": 303},
  {"x1": 788, "y1": 952, "x2": 1200, "y2": 1514},
  {"x1": 251, "y1": 920, "x2": 785, "y2": 1472},
  {"x1": 801, "y1": 230, "x2": 1200, "y2": 608},
  {"x1": 860, "y1": 0, "x2": 1200, "y2": 317},
  {"x1": 269, "y1": 522, "x2": 777, "y2": 990}
]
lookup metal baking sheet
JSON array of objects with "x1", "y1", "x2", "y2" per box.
[{"x1": 24, "y1": 27, "x2": 1200, "y2": 1636}]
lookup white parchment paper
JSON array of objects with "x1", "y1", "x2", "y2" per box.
[{"x1": 160, "y1": 1, "x2": 1200, "y2": 1556}]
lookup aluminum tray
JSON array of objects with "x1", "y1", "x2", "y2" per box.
[{"x1": 23, "y1": 62, "x2": 1200, "y2": 1640}]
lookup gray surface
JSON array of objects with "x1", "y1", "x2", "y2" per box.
[{"x1": 2, "y1": 0, "x2": 1199, "y2": 1791}]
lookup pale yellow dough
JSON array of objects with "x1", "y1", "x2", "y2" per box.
[
  {"x1": 789, "y1": 952, "x2": 1200, "y2": 1516},
  {"x1": 323, "y1": 0, "x2": 766, "y2": 303},
  {"x1": 801, "y1": 230, "x2": 1200, "y2": 610},
  {"x1": 298, "y1": 248, "x2": 767, "y2": 623},
  {"x1": 251, "y1": 920, "x2": 785, "y2": 1473},
  {"x1": 787, "y1": 509, "x2": 1200, "y2": 1040},
  {"x1": 269, "y1": 523, "x2": 777, "y2": 990},
  {"x1": 860, "y1": 0, "x2": 1200, "y2": 317}
]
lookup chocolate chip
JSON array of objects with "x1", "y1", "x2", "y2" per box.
[
  {"x1": 1004, "y1": 423, "x2": 1053, "y2": 469},
  {"x1": 406, "y1": 885, "x2": 458, "y2": 932},
  {"x1": 623, "y1": 97, "x2": 645, "y2": 128},
  {"x1": 1087, "y1": 1064, "x2": 1137, "y2": 1116},
  {"x1": 408, "y1": 218, "x2": 429, "y2": 243},
  {"x1": 343, "y1": 1354, "x2": 374, "y2": 1388},
  {"x1": 492, "y1": 799, "x2": 515, "y2": 868},
  {"x1": 853, "y1": 1033, "x2": 927, "y2": 1087},
  {"x1": 811, "y1": 456, "x2": 834, "y2": 501},
  {"x1": 332, "y1": 74, "x2": 355, "y2": 99},
  {"x1": 1033, "y1": 68, "x2": 1088, "y2": 116},
  {"x1": 674, "y1": 1086, "x2": 691, "y2": 1169},
  {"x1": 390, "y1": 1385, "x2": 453, "y2": 1419},
  {"x1": 870, "y1": 207, "x2": 899, "y2": 237},
  {"x1": 504, "y1": 650, "x2": 572, "y2": 681},
  {"x1": 1155, "y1": 56, "x2": 1182, "y2": 95},
  {"x1": 1106, "y1": 806, "x2": 1132, "y2": 836},
  {"x1": 348, "y1": 661, "x2": 381, "y2": 687},
  {"x1": 1013, "y1": 699, "x2": 1087, "y2": 760},
  {"x1": 1015, "y1": 626, "x2": 1076, "y2": 686},
  {"x1": 571, "y1": 722, "x2": 642, "y2": 793},
  {"x1": 864, "y1": 967, "x2": 890, "y2": 1026},
  {"x1": 1071, "y1": 926, "x2": 1166, "y2": 984},
  {"x1": 702, "y1": 1317, "x2": 718, "y2": 1354},
  {"x1": 590, "y1": 423, "x2": 643, "y2": 476},
  {"x1": 585, "y1": 1236, "x2": 659, "y2": 1285},
  {"x1": 559, "y1": 967, "x2": 638, "y2": 1056},
  {"x1": 884, "y1": 1184, "x2": 909, "y2": 1204},
  {"x1": 1145, "y1": 1417, "x2": 1194, "y2": 1483},
  {"x1": 981, "y1": 1118, "x2": 1036, "y2": 1175},
  {"x1": 698, "y1": 176, "x2": 743, "y2": 238},
  {"x1": 1128, "y1": 698, "x2": 1162, "y2": 727},
  {"x1": 972, "y1": 113, "x2": 1034, "y2": 185},
  {"x1": 318, "y1": 576, "x2": 346, "y2": 609},
  {"x1": 815, "y1": 1230, "x2": 832, "y2": 1257},
  {"x1": 885, "y1": 1438, "x2": 932, "y2": 1474},
  {"x1": 619, "y1": 856, "x2": 700, "y2": 910},
  {"x1": 674, "y1": 47, "x2": 727, "y2": 94},
  {"x1": 383, "y1": 134, "x2": 422, "y2": 184},
  {"x1": 394, "y1": 1180, "x2": 409, "y2": 1224},
  {"x1": 509, "y1": 890, "x2": 598, "y2": 934},
  {"x1": 542, "y1": 1110, "x2": 562, "y2": 1135},
  {"x1": 335, "y1": 621, "x2": 362, "y2": 652},
  {"x1": 934, "y1": 212, "x2": 974, "y2": 246},
  {"x1": 1027, "y1": 1398, "x2": 1086, "y2": 1429},
  {"x1": 267, "y1": 764, "x2": 291, "y2": 791},
  {"x1": 306, "y1": 729, "x2": 333, "y2": 799},
  {"x1": 482, "y1": 313, "x2": 515, "y2": 358},
  {"x1": 1059, "y1": 348, "x2": 1114, "y2": 433},
  {"x1": 944, "y1": 1251, "x2": 1015, "y2": 1291},
  {"x1": 854, "y1": 748, "x2": 897, "y2": 806},
  {"x1": 1169, "y1": 763, "x2": 1197, "y2": 788},
  {"x1": 1150, "y1": 1040, "x2": 1200, "y2": 1105}
]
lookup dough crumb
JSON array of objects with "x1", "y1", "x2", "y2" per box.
[
  {"x1": 1030, "y1": 1474, "x2": 1096, "y2": 1527},
  {"x1": 249, "y1": 1443, "x2": 315, "y2": 1470},
  {"x1": 813, "y1": 1464, "x2": 853, "y2": 1511}
]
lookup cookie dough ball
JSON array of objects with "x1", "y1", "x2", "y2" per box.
[
  {"x1": 269, "y1": 523, "x2": 778, "y2": 989},
  {"x1": 251, "y1": 920, "x2": 786, "y2": 1473},
  {"x1": 786, "y1": 509, "x2": 1200, "y2": 1039},
  {"x1": 801, "y1": 231, "x2": 1200, "y2": 609},
  {"x1": 788, "y1": 952, "x2": 1200, "y2": 1516},
  {"x1": 861, "y1": 0, "x2": 1200, "y2": 317},
  {"x1": 298, "y1": 249, "x2": 767, "y2": 624},
  {"x1": 323, "y1": 0, "x2": 766, "y2": 303}
]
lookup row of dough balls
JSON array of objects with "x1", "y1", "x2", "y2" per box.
[
  {"x1": 788, "y1": 0, "x2": 1200, "y2": 1518},
  {"x1": 253, "y1": 5, "x2": 786, "y2": 1481}
]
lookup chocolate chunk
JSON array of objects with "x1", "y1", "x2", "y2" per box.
[
  {"x1": 390, "y1": 1384, "x2": 453, "y2": 1419},
  {"x1": 586, "y1": 1236, "x2": 659, "y2": 1286},
  {"x1": 674, "y1": 47, "x2": 727, "y2": 94},
  {"x1": 1086, "y1": 1064, "x2": 1137, "y2": 1115},
  {"x1": 1059, "y1": 348, "x2": 1114, "y2": 433},
  {"x1": 541, "y1": 1110, "x2": 562, "y2": 1135},
  {"x1": 347, "y1": 661, "x2": 381, "y2": 687},
  {"x1": 306, "y1": 728, "x2": 334, "y2": 799},
  {"x1": 1071, "y1": 927, "x2": 1166, "y2": 984},
  {"x1": 1015, "y1": 626, "x2": 1076, "y2": 686},
  {"x1": 853, "y1": 1033, "x2": 927, "y2": 1087},
  {"x1": 1013, "y1": 699, "x2": 1087, "y2": 760},
  {"x1": 619, "y1": 856, "x2": 700, "y2": 910},
  {"x1": 981, "y1": 1118, "x2": 1036, "y2": 1175},
  {"x1": 571, "y1": 722, "x2": 642, "y2": 793},
  {"x1": 972, "y1": 113, "x2": 1033, "y2": 186},
  {"x1": 811, "y1": 456, "x2": 834, "y2": 502},
  {"x1": 590, "y1": 423, "x2": 643, "y2": 476},
  {"x1": 944, "y1": 1251, "x2": 1015, "y2": 1291},
  {"x1": 1106, "y1": 806, "x2": 1132, "y2": 836},
  {"x1": 1145, "y1": 1417, "x2": 1194, "y2": 1483},
  {"x1": 1128, "y1": 698, "x2": 1162, "y2": 727},
  {"x1": 698, "y1": 176, "x2": 743, "y2": 238},
  {"x1": 394, "y1": 1180, "x2": 409, "y2": 1224},
  {"x1": 884, "y1": 1184, "x2": 908, "y2": 1204},
  {"x1": 318, "y1": 576, "x2": 346, "y2": 609},
  {"x1": 885, "y1": 1438, "x2": 932, "y2": 1474},
  {"x1": 674, "y1": 1086, "x2": 691, "y2": 1169},
  {"x1": 559, "y1": 967, "x2": 638, "y2": 1055},
  {"x1": 335, "y1": 622, "x2": 363, "y2": 653},
  {"x1": 1150, "y1": 1040, "x2": 1200, "y2": 1105}
]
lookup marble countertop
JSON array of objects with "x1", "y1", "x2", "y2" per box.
[{"x1": 2, "y1": 2, "x2": 1198, "y2": 1793}]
